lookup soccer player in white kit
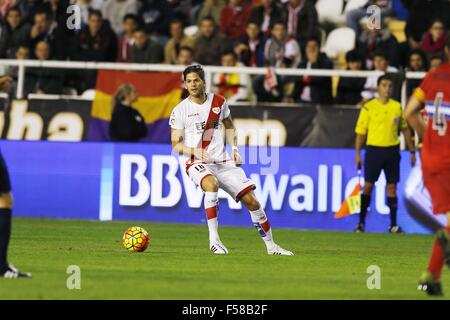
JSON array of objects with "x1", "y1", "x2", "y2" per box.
[{"x1": 170, "y1": 64, "x2": 293, "y2": 255}]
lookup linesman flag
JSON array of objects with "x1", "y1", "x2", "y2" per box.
[{"x1": 334, "y1": 170, "x2": 362, "y2": 218}]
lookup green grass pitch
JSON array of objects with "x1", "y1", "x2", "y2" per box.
[{"x1": 0, "y1": 217, "x2": 448, "y2": 300}]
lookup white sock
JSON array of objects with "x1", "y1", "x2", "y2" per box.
[
  {"x1": 249, "y1": 207, "x2": 275, "y2": 249},
  {"x1": 204, "y1": 192, "x2": 220, "y2": 244}
]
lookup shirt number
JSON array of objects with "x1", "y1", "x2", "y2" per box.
[{"x1": 432, "y1": 92, "x2": 447, "y2": 136}]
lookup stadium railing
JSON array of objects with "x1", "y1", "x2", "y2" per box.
[{"x1": 0, "y1": 59, "x2": 426, "y2": 108}]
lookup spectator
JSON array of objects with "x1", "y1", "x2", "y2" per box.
[
  {"x1": 101, "y1": 0, "x2": 138, "y2": 36},
  {"x1": 130, "y1": 28, "x2": 164, "y2": 63},
  {"x1": 29, "y1": 9, "x2": 65, "y2": 59},
  {"x1": 234, "y1": 21, "x2": 266, "y2": 67},
  {"x1": 335, "y1": 49, "x2": 366, "y2": 105},
  {"x1": 405, "y1": 48, "x2": 428, "y2": 99},
  {"x1": 285, "y1": 0, "x2": 319, "y2": 49},
  {"x1": 14, "y1": 0, "x2": 45, "y2": 24},
  {"x1": 72, "y1": 0, "x2": 94, "y2": 27},
  {"x1": 361, "y1": 50, "x2": 398, "y2": 101},
  {"x1": 70, "y1": 9, "x2": 118, "y2": 62},
  {"x1": 429, "y1": 54, "x2": 443, "y2": 71},
  {"x1": 250, "y1": 0, "x2": 287, "y2": 36},
  {"x1": 403, "y1": 0, "x2": 446, "y2": 50},
  {"x1": 109, "y1": 83, "x2": 148, "y2": 142},
  {"x1": 6, "y1": 45, "x2": 30, "y2": 93},
  {"x1": 0, "y1": 7, "x2": 31, "y2": 58},
  {"x1": 197, "y1": 0, "x2": 225, "y2": 27},
  {"x1": 164, "y1": 19, "x2": 195, "y2": 64},
  {"x1": 346, "y1": 0, "x2": 392, "y2": 35},
  {"x1": 117, "y1": 13, "x2": 138, "y2": 62},
  {"x1": 220, "y1": 0, "x2": 253, "y2": 41},
  {"x1": 356, "y1": 19, "x2": 400, "y2": 69},
  {"x1": 138, "y1": 0, "x2": 173, "y2": 41},
  {"x1": 193, "y1": 16, "x2": 225, "y2": 66},
  {"x1": 421, "y1": 19, "x2": 449, "y2": 61},
  {"x1": 294, "y1": 36, "x2": 333, "y2": 104},
  {"x1": 69, "y1": 9, "x2": 117, "y2": 91},
  {"x1": 213, "y1": 51, "x2": 250, "y2": 103},
  {"x1": 25, "y1": 40, "x2": 63, "y2": 94},
  {"x1": 45, "y1": 0, "x2": 72, "y2": 31},
  {"x1": 176, "y1": 46, "x2": 194, "y2": 65},
  {"x1": 252, "y1": 21, "x2": 301, "y2": 102}
]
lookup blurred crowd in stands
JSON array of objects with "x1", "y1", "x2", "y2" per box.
[{"x1": 0, "y1": 0, "x2": 449, "y2": 104}]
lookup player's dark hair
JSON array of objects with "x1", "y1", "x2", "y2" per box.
[
  {"x1": 377, "y1": 74, "x2": 392, "y2": 86},
  {"x1": 183, "y1": 64, "x2": 205, "y2": 82}
]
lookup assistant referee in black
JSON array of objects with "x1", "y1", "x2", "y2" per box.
[{"x1": 354, "y1": 75, "x2": 416, "y2": 233}]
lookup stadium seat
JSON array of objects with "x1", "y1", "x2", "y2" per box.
[
  {"x1": 322, "y1": 27, "x2": 356, "y2": 59},
  {"x1": 81, "y1": 89, "x2": 96, "y2": 100},
  {"x1": 344, "y1": 0, "x2": 369, "y2": 13},
  {"x1": 316, "y1": 0, "x2": 345, "y2": 25},
  {"x1": 184, "y1": 25, "x2": 199, "y2": 38}
]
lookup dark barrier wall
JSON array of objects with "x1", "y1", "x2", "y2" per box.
[{"x1": 0, "y1": 98, "x2": 360, "y2": 148}]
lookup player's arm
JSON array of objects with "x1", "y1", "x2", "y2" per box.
[
  {"x1": 404, "y1": 96, "x2": 426, "y2": 139},
  {"x1": 222, "y1": 115, "x2": 242, "y2": 166},
  {"x1": 355, "y1": 134, "x2": 366, "y2": 170},
  {"x1": 170, "y1": 128, "x2": 208, "y2": 161},
  {"x1": 401, "y1": 127, "x2": 416, "y2": 166},
  {"x1": 355, "y1": 105, "x2": 369, "y2": 170}
]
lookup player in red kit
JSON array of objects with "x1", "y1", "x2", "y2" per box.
[{"x1": 405, "y1": 37, "x2": 450, "y2": 296}]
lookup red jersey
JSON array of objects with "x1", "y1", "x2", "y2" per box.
[{"x1": 413, "y1": 63, "x2": 450, "y2": 174}]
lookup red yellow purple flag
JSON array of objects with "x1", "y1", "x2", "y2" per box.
[{"x1": 87, "y1": 70, "x2": 182, "y2": 142}]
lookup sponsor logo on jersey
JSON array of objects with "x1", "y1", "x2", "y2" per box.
[{"x1": 212, "y1": 107, "x2": 220, "y2": 115}]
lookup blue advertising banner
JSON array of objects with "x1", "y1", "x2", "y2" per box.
[{"x1": 0, "y1": 140, "x2": 431, "y2": 234}]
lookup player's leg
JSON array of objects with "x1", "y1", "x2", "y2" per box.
[
  {"x1": 0, "y1": 153, "x2": 31, "y2": 278},
  {"x1": 355, "y1": 146, "x2": 380, "y2": 232},
  {"x1": 216, "y1": 164, "x2": 292, "y2": 255},
  {"x1": 418, "y1": 170, "x2": 450, "y2": 296},
  {"x1": 386, "y1": 183, "x2": 402, "y2": 232},
  {"x1": 201, "y1": 174, "x2": 228, "y2": 254},
  {"x1": 385, "y1": 146, "x2": 402, "y2": 233},
  {"x1": 187, "y1": 163, "x2": 228, "y2": 254},
  {"x1": 0, "y1": 192, "x2": 13, "y2": 274},
  {"x1": 239, "y1": 191, "x2": 293, "y2": 255},
  {"x1": 356, "y1": 182, "x2": 374, "y2": 232}
]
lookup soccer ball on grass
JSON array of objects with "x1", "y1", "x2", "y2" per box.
[{"x1": 122, "y1": 226, "x2": 149, "y2": 252}]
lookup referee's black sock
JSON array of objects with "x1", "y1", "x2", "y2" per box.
[
  {"x1": 0, "y1": 208, "x2": 12, "y2": 273},
  {"x1": 359, "y1": 194, "x2": 371, "y2": 225},
  {"x1": 387, "y1": 197, "x2": 398, "y2": 226}
]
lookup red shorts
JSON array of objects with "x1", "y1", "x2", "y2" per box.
[{"x1": 422, "y1": 168, "x2": 450, "y2": 215}]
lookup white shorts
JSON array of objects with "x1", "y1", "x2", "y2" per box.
[{"x1": 187, "y1": 162, "x2": 255, "y2": 202}]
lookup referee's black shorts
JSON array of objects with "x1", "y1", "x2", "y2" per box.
[
  {"x1": 0, "y1": 152, "x2": 11, "y2": 194},
  {"x1": 364, "y1": 145, "x2": 400, "y2": 184}
]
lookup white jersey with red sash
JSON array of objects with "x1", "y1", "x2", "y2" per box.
[{"x1": 169, "y1": 93, "x2": 232, "y2": 169}]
